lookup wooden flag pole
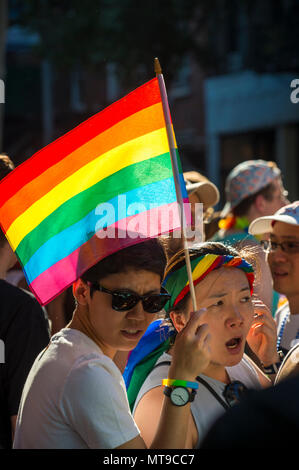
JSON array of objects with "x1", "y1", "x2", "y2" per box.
[{"x1": 154, "y1": 57, "x2": 197, "y2": 311}]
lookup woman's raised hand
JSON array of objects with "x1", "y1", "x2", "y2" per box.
[{"x1": 169, "y1": 308, "x2": 211, "y2": 381}]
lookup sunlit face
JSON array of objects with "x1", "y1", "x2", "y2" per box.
[
  {"x1": 172, "y1": 267, "x2": 254, "y2": 368},
  {"x1": 267, "y1": 222, "x2": 299, "y2": 298},
  {"x1": 85, "y1": 269, "x2": 161, "y2": 357},
  {"x1": 262, "y1": 177, "x2": 289, "y2": 216}
]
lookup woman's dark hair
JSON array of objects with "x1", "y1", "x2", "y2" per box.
[{"x1": 80, "y1": 239, "x2": 167, "y2": 296}]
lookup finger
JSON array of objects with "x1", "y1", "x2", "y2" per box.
[
  {"x1": 195, "y1": 323, "x2": 210, "y2": 344},
  {"x1": 253, "y1": 304, "x2": 272, "y2": 318},
  {"x1": 252, "y1": 314, "x2": 276, "y2": 331},
  {"x1": 184, "y1": 308, "x2": 207, "y2": 334},
  {"x1": 250, "y1": 322, "x2": 276, "y2": 338},
  {"x1": 250, "y1": 324, "x2": 263, "y2": 335},
  {"x1": 203, "y1": 332, "x2": 211, "y2": 351}
]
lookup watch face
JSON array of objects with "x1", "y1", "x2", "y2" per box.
[{"x1": 170, "y1": 387, "x2": 189, "y2": 406}]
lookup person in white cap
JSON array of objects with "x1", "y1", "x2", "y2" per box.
[
  {"x1": 211, "y1": 159, "x2": 289, "y2": 315},
  {"x1": 249, "y1": 201, "x2": 299, "y2": 361}
]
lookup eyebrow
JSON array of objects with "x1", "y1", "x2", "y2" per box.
[
  {"x1": 208, "y1": 286, "x2": 250, "y2": 299},
  {"x1": 115, "y1": 288, "x2": 160, "y2": 295},
  {"x1": 270, "y1": 235, "x2": 299, "y2": 241}
]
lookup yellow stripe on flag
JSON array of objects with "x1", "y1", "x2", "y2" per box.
[{"x1": 7, "y1": 127, "x2": 171, "y2": 250}]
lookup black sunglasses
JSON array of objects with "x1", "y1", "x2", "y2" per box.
[{"x1": 89, "y1": 283, "x2": 171, "y2": 313}]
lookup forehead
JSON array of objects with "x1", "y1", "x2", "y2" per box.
[
  {"x1": 100, "y1": 269, "x2": 161, "y2": 291},
  {"x1": 194, "y1": 267, "x2": 249, "y2": 297},
  {"x1": 271, "y1": 221, "x2": 299, "y2": 238}
]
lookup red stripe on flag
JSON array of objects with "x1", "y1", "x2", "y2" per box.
[{"x1": 0, "y1": 78, "x2": 161, "y2": 208}]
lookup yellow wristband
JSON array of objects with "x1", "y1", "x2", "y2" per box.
[{"x1": 162, "y1": 379, "x2": 199, "y2": 390}]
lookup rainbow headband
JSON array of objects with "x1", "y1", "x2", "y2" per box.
[{"x1": 163, "y1": 254, "x2": 254, "y2": 311}]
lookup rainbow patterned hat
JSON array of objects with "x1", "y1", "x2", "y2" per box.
[{"x1": 163, "y1": 254, "x2": 254, "y2": 311}]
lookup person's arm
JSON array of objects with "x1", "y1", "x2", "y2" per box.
[
  {"x1": 118, "y1": 309, "x2": 211, "y2": 449},
  {"x1": 62, "y1": 309, "x2": 209, "y2": 451},
  {"x1": 133, "y1": 386, "x2": 168, "y2": 448},
  {"x1": 243, "y1": 354, "x2": 272, "y2": 387},
  {"x1": 133, "y1": 384, "x2": 197, "y2": 449},
  {"x1": 246, "y1": 299, "x2": 280, "y2": 385}
]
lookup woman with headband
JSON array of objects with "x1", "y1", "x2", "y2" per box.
[{"x1": 133, "y1": 242, "x2": 279, "y2": 448}]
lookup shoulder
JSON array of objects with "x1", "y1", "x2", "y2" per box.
[
  {"x1": 227, "y1": 356, "x2": 261, "y2": 389},
  {"x1": 0, "y1": 280, "x2": 50, "y2": 338},
  {"x1": 133, "y1": 353, "x2": 172, "y2": 412},
  {"x1": 275, "y1": 302, "x2": 290, "y2": 323},
  {"x1": 143, "y1": 352, "x2": 172, "y2": 385},
  {"x1": 63, "y1": 351, "x2": 124, "y2": 399},
  {"x1": 0, "y1": 279, "x2": 47, "y2": 316},
  {"x1": 0, "y1": 279, "x2": 33, "y2": 304}
]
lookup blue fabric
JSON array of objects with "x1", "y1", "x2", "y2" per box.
[{"x1": 123, "y1": 319, "x2": 174, "y2": 388}]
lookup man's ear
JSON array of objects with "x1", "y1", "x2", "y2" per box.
[
  {"x1": 169, "y1": 310, "x2": 187, "y2": 333},
  {"x1": 72, "y1": 279, "x2": 90, "y2": 305}
]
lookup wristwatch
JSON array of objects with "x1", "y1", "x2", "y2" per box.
[{"x1": 163, "y1": 386, "x2": 196, "y2": 406}]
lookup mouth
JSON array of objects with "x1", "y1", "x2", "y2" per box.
[
  {"x1": 273, "y1": 271, "x2": 288, "y2": 277},
  {"x1": 225, "y1": 336, "x2": 243, "y2": 354},
  {"x1": 120, "y1": 329, "x2": 144, "y2": 340},
  {"x1": 271, "y1": 265, "x2": 289, "y2": 278}
]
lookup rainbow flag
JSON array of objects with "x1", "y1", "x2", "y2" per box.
[{"x1": 0, "y1": 77, "x2": 188, "y2": 305}]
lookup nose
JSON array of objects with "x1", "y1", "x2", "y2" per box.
[
  {"x1": 225, "y1": 307, "x2": 244, "y2": 328},
  {"x1": 125, "y1": 300, "x2": 147, "y2": 321},
  {"x1": 269, "y1": 246, "x2": 288, "y2": 263}
]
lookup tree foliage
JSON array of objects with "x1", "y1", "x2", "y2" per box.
[
  {"x1": 15, "y1": 0, "x2": 203, "y2": 85},
  {"x1": 13, "y1": 0, "x2": 299, "y2": 87}
]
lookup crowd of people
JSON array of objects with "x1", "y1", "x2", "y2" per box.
[{"x1": 1, "y1": 152, "x2": 299, "y2": 449}]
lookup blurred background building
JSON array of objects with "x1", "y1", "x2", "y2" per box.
[{"x1": 1, "y1": 0, "x2": 299, "y2": 206}]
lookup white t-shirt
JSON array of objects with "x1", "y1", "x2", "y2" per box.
[
  {"x1": 13, "y1": 328, "x2": 140, "y2": 449},
  {"x1": 133, "y1": 352, "x2": 261, "y2": 448},
  {"x1": 275, "y1": 302, "x2": 299, "y2": 352}
]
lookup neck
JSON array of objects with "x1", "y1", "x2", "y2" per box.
[
  {"x1": 202, "y1": 363, "x2": 230, "y2": 384},
  {"x1": 68, "y1": 307, "x2": 116, "y2": 360},
  {"x1": 287, "y1": 294, "x2": 299, "y2": 315},
  {"x1": 168, "y1": 347, "x2": 230, "y2": 383}
]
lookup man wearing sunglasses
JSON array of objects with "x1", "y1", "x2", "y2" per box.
[
  {"x1": 249, "y1": 201, "x2": 299, "y2": 357},
  {"x1": 13, "y1": 239, "x2": 211, "y2": 449}
]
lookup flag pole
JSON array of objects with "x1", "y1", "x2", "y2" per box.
[{"x1": 154, "y1": 58, "x2": 197, "y2": 311}]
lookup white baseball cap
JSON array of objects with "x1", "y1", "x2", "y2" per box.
[{"x1": 248, "y1": 201, "x2": 299, "y2": 235}]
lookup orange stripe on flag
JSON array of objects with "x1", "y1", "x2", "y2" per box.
[{"x1": 0, "y1": 102, "x2": 165, "y2": 232}]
